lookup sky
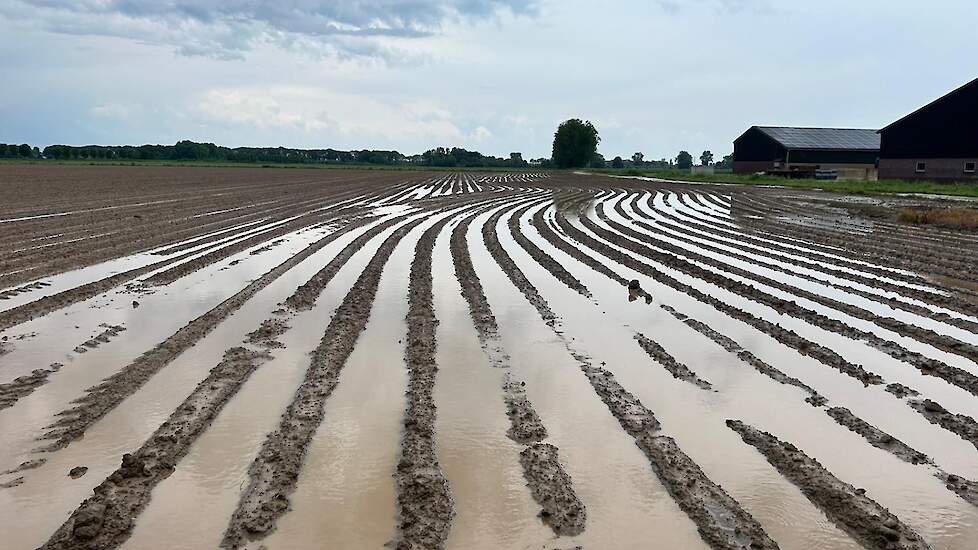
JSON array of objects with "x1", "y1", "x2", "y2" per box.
[{"x1": 2, "y1": 0, "x2": 976, "y2": 160}]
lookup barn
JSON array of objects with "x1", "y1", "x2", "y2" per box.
[
  {"x1": 878, "y1": 77, "x2": 978, "y2": 181},
  {"x1": 733, "y1": 126, "x2": 880, "y2": 180}
]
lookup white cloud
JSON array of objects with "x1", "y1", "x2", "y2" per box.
[{"x1": 195, "y1": 86, "x2": 466, "y2": 148}]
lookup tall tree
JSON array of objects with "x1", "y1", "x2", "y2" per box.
[
  {"x1": 612, "y1": 156, "x2": 624, "y2": 169},
  {"x1": 676, "y1": 150, "x2": 693, "y2": 169},
  {"x1": 700, "y1": 150, "x2": 714, "y2": 166},
  {"x1": 631, "y1": 152, "x2": 644, "y2": 166},
  {"x1": 552, "y1": 119, "x2": 599, "y2": 168}
]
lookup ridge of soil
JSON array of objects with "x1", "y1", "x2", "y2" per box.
[{"x1": 727, "y1": 420, "x2": 932, "y2": 550}]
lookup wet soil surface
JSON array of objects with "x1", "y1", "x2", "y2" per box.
[
  {"x1": 4, "y1": 170, "x2": 978, "y2": 549},
  {"x1": 728, "y1": 420, "x2": 932, "y2": 550}
]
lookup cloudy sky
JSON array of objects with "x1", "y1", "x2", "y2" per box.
[{"x1": 2, "y1": 0, "x2": 976, "y2": 159}]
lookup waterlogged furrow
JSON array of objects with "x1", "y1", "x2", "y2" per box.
[
  {"x1": 35, "y1": 215, "x2": 379, "y2": 451},
  {"x1": 584, "y1": 366, "x2": 779, "y2": 550},
  {"x1": 40, "y1": 347, "x2": 273, "y2": 550},
  {"x1": 449, "y1": 201, "x2": 587, "y2": 536},
  {"x1": 393, "y1": 215, "x2": 455, "y2": 549},
  {"x1": 660, "y1": 301, "x2": 978, "y2": 507},
  {"x1": 633, "y1": 332, "x2": 713, "y2": 390},
  {"x1": 507, "y1": 202, "x2": 591, "y2": 298},
  {"x1": 641, "y1": 194, "x2": 978, "y2": 328},
  {"x1": 598, "y1": 199, "x2": 978, "y2": 375},
  {"x1": 659, "y1": 304, "x2": 827, "y2": 406},
  {"x1": 727, "y1": 420, "x2": 932, "y2": 550},
  {"x1": 220, "y1": 216, "x2": 425, "y2": 548},
  {"x1": 554, "y1": 195, "x2": 978, "y2": 457},
  {"x1": 480, "y1": 199, "x2": 779, "y2": 550}
]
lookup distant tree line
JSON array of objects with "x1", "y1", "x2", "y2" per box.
[
  {"x1": 419, "y1": 147, "x2": 527, "y2": 168},
  {"x1": 605, "y1": 150, "x2": 733, "y2": 170},
  {"x1": 0, "y1": 143, "x2": 40, "y2": 158},
  {"x1": 31, "y1": 140, "x2": 532, "y2": 168}
]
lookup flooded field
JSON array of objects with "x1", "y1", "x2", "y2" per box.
[{"x1": 2, "y1": 165, "x2": 978, "y2": 549}]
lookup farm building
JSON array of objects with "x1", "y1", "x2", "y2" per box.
[
  {"x1": 733, "y1": 126, "x2": 880, "y2": 180},
  {"x1": 878, "y1": 77, "x2": 978, "y2": 181}
]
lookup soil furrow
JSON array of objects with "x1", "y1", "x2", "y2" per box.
[
  {"x1": 507, "y1": 202, "x2": 592, "y2": 298},
  {"x1": 600, "y1": 200, "x2": 978, "y2": 374},
  {"x1": 727, "y1": 420, "x2": 932, "y2": 550},
  {"x1": 659, "y1": 304, "x2": 827, "y2": 406},
  {"x1": 639, "y1": 194, "x2": 978, "y2": 326},
  {"x1": 584, "y1": 365, "x2": 779, "y2": 550},
  {"x1": 633, "y1": 332, "x2": 713, "y2": 390},
  {"x1": 393, "y1": 214, "x2": 455, "y2": 550},
  {"x1": 34, "y1": 215, "x2": 375, "y2": 451},
  {"x1": 220, "y1": 215, "x2": 425, "y2": 548},
  {"x1": 588, "y1": 203, "x2": 978, "y2": 398},
  {"x1": 480, "y1": 196, "x2": 777, "y2": 549},
  {"x1": 555, "y1": 198, "x2": 978, "y2": 452},
  {"x1": 40, "y1": 347, "x2": 273, "y2": 550},
  {"x1": 449, "y1": 199, "x2": 587, "y2": 536},
  {"x1": 553, "y1": 201, "x2": 883, "y2": 387}
]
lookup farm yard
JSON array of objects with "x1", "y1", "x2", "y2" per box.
[{"x1": 1, "y1": 165, "x2": 978, "y2": 550}]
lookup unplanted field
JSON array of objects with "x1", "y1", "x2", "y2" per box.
[{"x1": 1, "y1": 165, "x2": 978, "y2": 550}]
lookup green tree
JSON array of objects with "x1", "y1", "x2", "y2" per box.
[
  {"x1": 552, "y1": 118, "x2": 599, "y2": 168},
  {"x1": 631, "y1": 152, "x2": 644, "y2": 166},
  {"x1": 589, "y1": 153, "x2": 606, "y2": 169},
  {"x1": 715, "y1": 154, "x2": 733, "y2": 169},
  {"x1": 611, "y1": 156, "x2": 624, "y2": 169},
  {"x1": 676, "y1": 150, "x2": 693, "y2": 169},
  {"x1": 700, "y1": 150, "x2": 714, "y2": 166}
]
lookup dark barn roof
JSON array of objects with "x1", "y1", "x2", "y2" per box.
[
  {"x1": 754, "y1": 126, "x2": 880, "y2": 151},
  {"x1": 878, "y1": 77, "x2": 978, "y2": 159},
  {"x1": 880, "y1": 77, "x2": 978, "y2": 133}
]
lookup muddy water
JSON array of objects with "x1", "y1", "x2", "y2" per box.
[
  {"x1": 0, "y1": 219, "x2": 391, "y2": 549},
  {"x1": 560, "y1": 214, "x2": 978, "y2": 480},
  {"x1": 120, "y1": 217, "x2": 405, "y2": 550},
  {"x1": 430, "y1": 223, "x2": 554, "y2": 549},
  {"x1": 588, "y1": 197, "x2": 978, "y2": 409},
  {"x1": 627, "y1": 196, "x2": 978, "y2": 340},
  {"x1": 0, "y1": 222, "x2": 336, "y2": 384},
  {"x1": 259, "y1": 211, "x2": 452, "y2": 549},
  {"x1": 507, "y1": 205, "x2": 858, "y2": 549},
  {"x1": 654, "y1": 196, "x2": 978, "y2": 325},
  {"x1": 465, "y1": 206, "x2": 712, "y2": 549},
  {"x1": 0, "y1": 223, "x2": 338, "y2": 473},
  {"x1": 616, "y1": 196, "x2": 978, "y2": 358},
  {"x1": 0, "y1": 218, "x2": 274, "y2": 313},
  {"x1": 516, "y1": 204, "x2": 978, "y2": 549}
]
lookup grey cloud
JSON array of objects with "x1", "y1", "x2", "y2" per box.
[{"x1": 7, "y1": 0, "x2": 539, "y2": 59}]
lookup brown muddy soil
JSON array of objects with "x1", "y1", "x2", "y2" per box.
[
  {"x1": 727, "y1": 420, "x2": 931, "y2": 550},
  {"x1": 221, "y1": 217, "x2": 426, "y2": 548},
  {"x1": 394, "y1": 215, "x2": 455, "y2": 550},
  {"x1": 5, "y1": 169, "x2": 978, "y2": 550}
]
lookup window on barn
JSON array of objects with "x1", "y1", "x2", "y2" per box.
[
  {"x1": 915, "y1": 162, "x2": 927, "y2": 173},
  {"x1": 965, "y1": 162, "x2": 976, "y2": 173}
]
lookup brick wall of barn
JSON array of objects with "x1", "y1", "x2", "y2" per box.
[{"x1": 880, "y1": 158, "x2": 978, "y2": 181}]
